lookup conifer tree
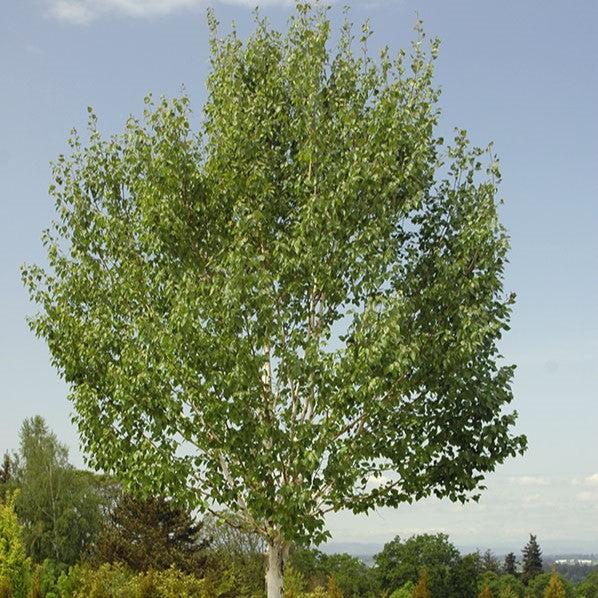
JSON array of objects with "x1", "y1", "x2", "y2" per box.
[
  {"x1": 521, "y1": 535, "x2": 543, "y2": 584},
  {"x1": 479, "y1": 583, "x2": 494, "y2": 598},
  {"x1": 93, "y1": 493, "x2": 210, "y2": 573},
  {"x1": 503, "y1": 552, "x2": 517, "y2": 576},
  {"x1": 412, "y1": 569, "x2": 431, "y2": 598},
  {"x1": 0, "y1": 454, "x2": 15, "y2": 502},
  {"x1": 326, "y1": 576, "x2": 343, "y2": 598},
  {"x1": 482, "y1": 549, "x2": 501, "y2": 573},
  {"x1": 543, "y1": 568, "x2": 565, "y2": 598}
]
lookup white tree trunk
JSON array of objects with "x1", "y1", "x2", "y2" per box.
[{"x1": 266, "y1": 540, "x2": 288, "y2": 598}]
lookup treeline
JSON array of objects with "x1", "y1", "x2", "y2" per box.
[{"x1": 1, "y1": 417, "x2": 598, "y2": 597}]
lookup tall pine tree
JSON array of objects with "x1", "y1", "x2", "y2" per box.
[
  {"x1": 503, "y1": 552, "x2": 517, "y2": 576},
  {"x1": 521, "y1": 534, "x2": 543, "y2": 584}
]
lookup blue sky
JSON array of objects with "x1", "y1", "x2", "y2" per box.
[{"x1": 1, "y1": 0, "x2": 597, "y2": 553}]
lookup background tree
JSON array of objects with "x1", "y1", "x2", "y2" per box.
[
  {"x1": 412, "y1": 569, "x2": 431, "y2": 598},
  {"x1": 203, "y1": 515, "x2": 265, "y2": 595},
  {"x1": 451, "y1": 552, "x2": 483, "y2": 598},
  {"x1": 503, "y1": 553, "x2": 517, "y2": 576},
  {"x1": 543, "y1": 568, "x2": 565, "y2": 598},
  {"x1": 521, "y1": 535, "x2": 543, "y2": 584},
  {"x1": 479, "y1": 582, "x2": 494, "y2": 598},
  {"x1": 576, "y1": 570, "x2": 598, "y2": 598},
  {"x1": 482, "y1": 550, "x2": 501, "y2": 574},
  {"x1": 0, "y1": 454, "x2": 16, "y2": 502},
  {"x1": 0, "y1": 494, "x2": 32, "y2": 598},
  {"x1": 526, "y1": 571, "x2": 575, "y2": 598},
  {"x1": 374, "y1": 533, "x2": 460, "y2": 596},
  {"x1": 23, "y1": 5, "x2": 525, "y2": 596},
  {"x1": 13, "y1": 416, "x2": 103, "y2": 566},
  {"x1": 93, "y1": 493, "x2": 210, "y2": 574}
]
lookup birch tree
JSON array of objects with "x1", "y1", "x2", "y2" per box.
[{"x1": 23, "y1": 5, "x2": 526, "y2": 596}]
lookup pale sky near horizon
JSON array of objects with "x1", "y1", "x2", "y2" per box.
[{"x1": 1, "y1": 0, "x2": 597, "y2": 555}]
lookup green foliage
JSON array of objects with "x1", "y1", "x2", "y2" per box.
[
  {"x1": 54, "y1": 562, "x2": 234, "y2": 598},
  {"x1": 288, "y1": 548, "x2": 378, "y2": 597},
  {"x1": 320, "y1": 553, "x2": 378, "y2": 597},
  {"x1": 0, "y1": 494, "x2": 31, "y2": 598},
  {"x1": 23, "y1": 3, "x2": 525, "y2": 558},
  {"x1": 481, "y1": 550, "x2": 501, "y2": 574},
  {"x1": 375, "y1": 534, "x2": 460, "y2": 596},
  {"x1": 479, "y1": 572, "x2": 525, "y2": 598},
  {"x1": 503, "y1": 553, "x2": 517, "y2": 577},
  {"x1": 522, "y1": 535, "x2": 543, "y2": 585},
  {"x1": 283, "y1": 563, "x2": 306, "y2": 597},
  {"x1": 29, "y1": 559, "x2": 64, "y2": 598},
  {"x1": 13, "y1": 416, "x2": 103, "y2": 565},
  {"x1": 388, "y1": 581, "x2": 414, "y2": 598},
  {"x1": 0, "y1": 455, "x2": 16, "y2": 503},
  {"x1": 451, "y1": 552, "x2": 484, "y2": 598},
  {"x1": 577, "y1": 569, "x2": 598, "y2": 598},
  {"x1": 93, "y1": 492, "x2": 210, "y2": 573},
  {"x1": 203, "y1": 516, "x2": 265, "y2": 596},
  {"x1": 526, "y1": 572, "x2": 576, "y2": 598}
]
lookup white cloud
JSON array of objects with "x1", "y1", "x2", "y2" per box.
[
  {"x1": 583, "y1": 473, "x2": 598, "y2": 487},
  {"x1": 509, "y1": 476, "x2": 549, "y2": 487},
  {"x1": 45, "y1": 0, "x2": 294, "y2": 24}
]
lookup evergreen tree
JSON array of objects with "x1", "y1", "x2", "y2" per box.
[
  {"x1": 482, "y1": 550, "x2": 501, "y2": 573},
  {"x1": 479, "y1": 583, "x2": 494, "y2": 598},
  {"x1": 326, "y1": 576, "x2": 344, "y2": 598},
  {"x1": 503, "y1": 552, "x2": 517, "y2": 576},
  {"x1": 543, "y1": 568, "x2": 565, "y2": 598},
  {"x1": 521, "y1": 535, "x2": 543, "y2": 584},
  {"x1": 0, "y1": 454, "x2": 15, "y2": 502},
  {"x1": 93, "y1": 493, "x2": 210, "y2": 574},
  {"x1": 412, "y1": 569, "x2": 431, "y2": 598}
]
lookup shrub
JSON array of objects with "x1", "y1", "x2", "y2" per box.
[{"x1": 0, "y1": 494, "x2": 31, "y2": 598}]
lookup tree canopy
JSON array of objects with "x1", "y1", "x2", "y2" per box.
[
  {"x1": 23, "y1": 4, "x2": 525, "y2": 595},
  {"x1": 13, "y1": 416, "x2": 103, "y2": 566}
]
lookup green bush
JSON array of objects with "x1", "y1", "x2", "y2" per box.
[
  {"x1": 0, "y1": 494, "x2": 31, "y2": 598},
  {"x1": 53, "y1": 562, "x2": 237, "y2": 598}
]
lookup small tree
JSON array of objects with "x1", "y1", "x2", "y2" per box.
[
  {"x1": 93, "y1": 493, "x2": 210, "y2": 573},
  {"x1": 542, "y1": 568, "x2": 565, "y2": 598},
  {"x1": 0, "y1": 454, "x2": 15, "y2": 503},
  {"x1": 482, "y1": 550, "x2": 501, "y2": 574},
  {"x1": 326, "y1": 576, "x2": 343, "y2": 598},
  {"x1": 503, "y1": 553, "x2": 517, "y2": 576},
  {"x1": 0, "y1": 494, "x2": 32, "y2": 598},
  {"x1": 23, "y1": 5, "x2": 526, "y2": 596},
  {"x1": 412, "y1": 569, "x2": 431, "y2": 598},
  {"x1": 479, "y1": 583, "x2": 494, "y2": 598},
  {"x1": 521, "y1": 535, "x2": 543, "y2": 584}
]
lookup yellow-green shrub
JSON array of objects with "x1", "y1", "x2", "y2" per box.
[{"x1": 0, "y1": 495, "x2": 31, "y2": 598}]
